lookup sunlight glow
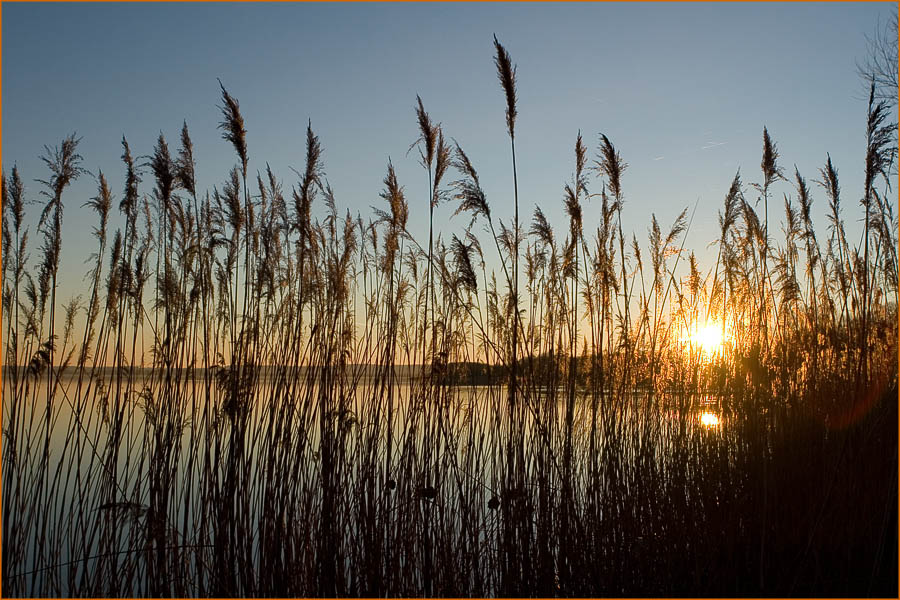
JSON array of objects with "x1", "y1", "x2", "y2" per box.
[
  {"x1": 699, "y1": 412, "x2": 721, "y2": 428},
  {"x1": 680, "y1": 320, "x2": 731, "y2": 358}
]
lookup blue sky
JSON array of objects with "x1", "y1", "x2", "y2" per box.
[{"x1": 3, "y1": 2, "x2": 894, "y2": 306}]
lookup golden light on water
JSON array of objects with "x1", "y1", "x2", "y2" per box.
[{"x1": 699, "y1": 412, "x2": 721, "y2": 428}]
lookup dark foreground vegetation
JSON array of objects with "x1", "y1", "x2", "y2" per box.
[{"x1": 2, "y1": 36, "x2": 897, "y2": 597}]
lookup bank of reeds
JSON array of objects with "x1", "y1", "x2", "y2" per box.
[{"x1": 2, "y1": 38, "x2": 897, "y2": 597}]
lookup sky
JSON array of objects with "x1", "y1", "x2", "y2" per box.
[{"x1": 2, "y1": 2, "x2": 895, "y2": 332}]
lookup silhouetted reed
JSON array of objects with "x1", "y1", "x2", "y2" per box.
[{"x1": 2, "y1": 39, "x2": 896, "y2": 599}]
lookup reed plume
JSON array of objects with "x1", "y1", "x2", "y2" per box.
[
  {"x1": 218, "y1": 79, "x2": 249, "y2": 179},
  {"x1": 493, "y1": 35, "x2": 517, "y2": 140},
  {"x1": 2, "y1": 38, "x2": 896, "y2": 600},
  {"x1": 177, "y1": 121, "x2": 197, "y2": 198}
]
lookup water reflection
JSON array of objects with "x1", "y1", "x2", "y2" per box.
[{"x1": 5, "y1": 374, "x2": 733, "y2": 596}]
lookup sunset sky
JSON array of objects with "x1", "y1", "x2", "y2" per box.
[{"x1": 3, "y1": 2, "x2": 893, "y2": 318}]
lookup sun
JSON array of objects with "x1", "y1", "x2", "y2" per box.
[
  {"x1": 680, "y1": 320, "x2": 730, "y2": 357},
  {"x1": 699, "y1": 412, "x2": 721, "y2": 428}
]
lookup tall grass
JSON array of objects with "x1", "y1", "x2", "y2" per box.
[{"x1": 2, "y1": 40, "x2": 897, "y2": 598}]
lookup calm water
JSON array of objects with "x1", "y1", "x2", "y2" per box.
[{"x1": 3, "y1": 366, "x2": 727, "y2": 596}]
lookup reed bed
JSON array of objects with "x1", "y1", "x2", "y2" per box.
[{"x1": 2, "y1": 38, "x2": 897, "y2": 597}]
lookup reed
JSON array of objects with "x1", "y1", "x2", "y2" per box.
[{"x1": 1, "y1": 37, "x2": 896, "y2": 599}]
